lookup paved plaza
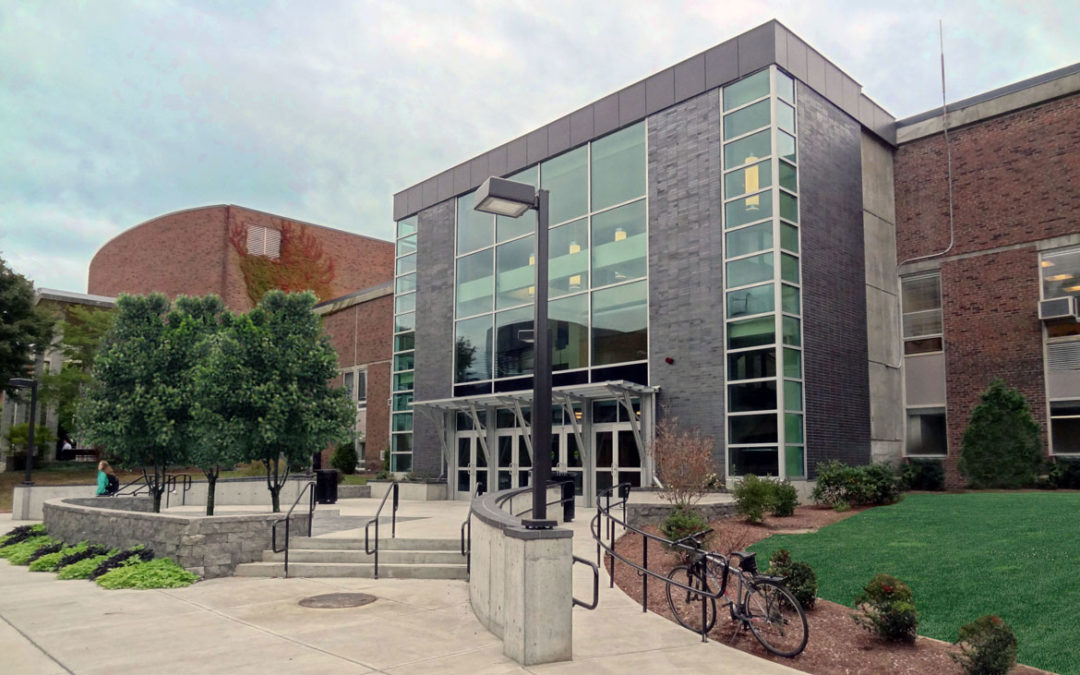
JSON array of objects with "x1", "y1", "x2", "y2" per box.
[{"x1": 0, "y1": 495, "x2": 793, "y2": 674}]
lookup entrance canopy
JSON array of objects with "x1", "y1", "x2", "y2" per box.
[{"x1": 412, "y1": 380, "x2": 656, "y2": 413}]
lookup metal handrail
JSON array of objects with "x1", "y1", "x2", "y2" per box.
[
  {"x1": 590, "y1": 483, "x2": 732, "y2": 643},
  {"x1": 163, "y1": 474, "x2": 194, "y2": 508},
  {"x1": 572, "y1": 555, "x2": 600, "y2": 609},
  {"x1": 271, "y1": 481, "x2": 317, "y2": 578},
  {"x1": 364, "y1": 482, "x2": 398, "y2": 579},
  {"x1": 460, "y1": 484, "x2": 485, "y2": 580}
]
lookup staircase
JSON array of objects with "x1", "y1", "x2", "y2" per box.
[{"x1": 234, "y1": 536, "x2": 467, "y2": 579}]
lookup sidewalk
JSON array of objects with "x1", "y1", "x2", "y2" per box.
[{"x1": 0, "y1": 499, "x2": 795, "y2": 674}]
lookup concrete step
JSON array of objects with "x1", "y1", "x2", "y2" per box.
[
  {"x1": 261, "y1": 548, "x2": 465, "y2": 565},
  {"x1": 233, "y1": 561, "x2": 468, "y2": 580},
  {"x1": 286, "y1": 537, "x2": 461, "y2": 552}
]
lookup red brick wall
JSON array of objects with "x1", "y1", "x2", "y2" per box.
[
  {"x1": 939, "y1": 249, "x2": 1048, "y2": 486},
  {"x1": 895, "y1": 94, "x2": 1080, "y2": 485},
  {"x1": 320, "y1": 294, "x2": 393, "y2": 467},
  {"x1": 896, "y1": 93, "x2": 1080, "y2": 262},
  {"x1": 89, "y1": 205, "x2": 394, "y2": 312}
]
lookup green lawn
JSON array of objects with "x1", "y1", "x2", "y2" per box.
[{"x1": 749, "y1": 493, "x2": 1079, "y2": 673}]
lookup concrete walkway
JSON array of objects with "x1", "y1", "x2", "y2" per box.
[{"x1": 0, "y1": 496, "x2": 795, "y2": 674}]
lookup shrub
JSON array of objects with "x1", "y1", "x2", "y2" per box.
[
  {"x1": 771, "y1": 480, "x2": 799, "y2": 517},
  {"x1": 959, "y1": 379, "x2": 1042, "y2": 489},
  {"x1": 90, "y1": 546, "x2": 154, "y2": 581},
  {"x1": 58, "y1": 553, "x2": 114, "y2": 580},
  {"x1": 733, "y1": 474, "x2": 774, "y2": 523},
  {"x1": 900, "y1": 459, "x2": 946, "y2": 491},
  {"x1": 54, "y1": 544, "x2": 108, "y2": 571},
  {"x1": 852, "y1": 573, "x2": 918, "y2": 643},
  {"x1": 0, "y1": 536, "x2": 55, "y2": 564},
  {"x1": 652, "y1": 411, "x2": 717, "y2": 509},
  {"x1": 766, "y1": 549, "x2": 817, "y2": 610},
  {"x1": 1047, "y1": 458, "x2": 1080, "y2": 490},
  {"x1": 30, "y1": 542, "x2": 90, "y2": 572},
  {"x1": 330, "y1": 443, "x2": 358, "y2": 475},
  {"x1": 0, "y1": 524, "x2": 46, "y2": 548},
  {"x1": 96, "y1": 558, "x2": 199, "y2": 589},
  {"x1": 27, "y1": 542, "x2": 63, "y2": 564},
  {"x1": 660, "y1": 505, "x2": 710, "y2": 555},
  {"x1": 813, "y1": 461, "x2": 901, "y2": 507},
  {"x1": 951, "y1": 615, "x2": 1018, "y2": 675}
]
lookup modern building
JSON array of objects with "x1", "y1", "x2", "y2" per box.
[{"x1": 389, "y1": 20, "x2": 1080, "y2": 499}]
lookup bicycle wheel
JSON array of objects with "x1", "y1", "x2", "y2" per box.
[
  {"x1": 742, "y1": 579, "x2": 808, "y2": 657},
  {"x1": 665, "y1": 565, "x2": 717, "y2": 634}
]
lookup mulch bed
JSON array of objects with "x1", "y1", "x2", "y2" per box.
[{"x1": 607, "y1": 505, "x2": 1048, "y2": 674}]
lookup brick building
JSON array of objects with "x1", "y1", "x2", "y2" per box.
[
  {"x1": 86, "y1": 204, "x2": 395, "y2": 468},
  {"x1": 387, "y1": 21, "x2": 1079, "y2": 500}
]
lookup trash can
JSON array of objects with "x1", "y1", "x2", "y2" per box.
[
  {"x1": 551, "y1": 472, "x2": 575, "y2": 522},
  {"x1": 315, "y1": 470, "x2": 338, "y2": 504}
]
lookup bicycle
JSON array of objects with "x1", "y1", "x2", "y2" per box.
[{"x1": 664, "y1": 528, "x2": 809, "y2": 657}]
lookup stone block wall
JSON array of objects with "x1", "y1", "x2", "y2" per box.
[{"x1": 43, "y1": 499, "x2": 308, "y2": 578}]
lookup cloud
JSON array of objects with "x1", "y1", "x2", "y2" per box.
[{"x1": 1, "y1": 0, "x2": 1076, "y2": 292}]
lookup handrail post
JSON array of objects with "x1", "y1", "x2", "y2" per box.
[
  {"x1": 642, "y1": 533, "x2": 648, "y2": 612},
  {"x1": 284, "y1": 517, "x2": 291, "y2": 578},
  {"x1": 392, "y1": 482, "x2": 398, "y2": 538},
  {"x1": 374, "y1": 510, "x2": 380, "y2": 579}
]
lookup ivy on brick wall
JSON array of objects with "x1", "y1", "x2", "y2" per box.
[{"x1": 228, "y1": 220, "x2": 336, "y2": 305}]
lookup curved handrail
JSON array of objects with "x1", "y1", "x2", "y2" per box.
[
  {"x1": 363, "y1": 482, "x2": 398, "y2": 579},
  {"x1": 460, "y1": 484, "x2": 485, "y2": 580},
  {"x1": 590, "y1": 483, "x2": 731, "y2": 642},
  {"x1": 271, "y1": 481, "x2": 317, "y2": 578}
]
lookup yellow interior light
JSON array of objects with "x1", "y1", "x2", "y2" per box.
[
  {"x1": 614, "y1": 227, "x2": 627, "y2": 242},
  {"x1": 528, "y1": 254, "x2": 535, "y2": 266},
  {"x1": 569, "y1": 241, "x2": 581, "y2": 255},
  {"x1": 1046, "y1": 274, "x2": 1074, "y2": 282},
  {"x1": 569, "y1": 274, "x2": 582, "y2": 288},
  {"x1": 1042, "y1": 260, "x2": 1055, "y2": 268},
  {"x1": 1065, "y1": 285, "x2": 1080, "y2": 293},
  {"x1": 745, "y1": 155, "x2": 760, "y2": 211}
]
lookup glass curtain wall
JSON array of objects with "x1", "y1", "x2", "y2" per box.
[
  {"x1": 391, "y1": 216, "x2": 417, "y2": 471},
  {"x1": 722, "y1": 67, "x2": 805, "y2": 478},
  {"x1": 452, "y1": 122, "x2": 648, "y2": 390}
]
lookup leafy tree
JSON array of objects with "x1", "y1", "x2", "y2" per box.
[
  {"x1": 959, "y1": 379, "x2": 1043, "y2": 489},
  {"x1": 37, "y1": 304, "x2": 116, "y2": 437},
  {"x1": 203, "y1": 291, "x2": 352, "y2": 511},
  {"x1": 0, "y1": 255, "x2": 54, "y2": 394},
  {"x1": 76, "y1": 294, "x2": 207, "y2": 512},
  {"x1": 167, "y1": 296, "x2": 230, "y2": 515}
]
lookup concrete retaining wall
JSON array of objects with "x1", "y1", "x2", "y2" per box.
[
  {"x1": 368, "y1": 480, "x2": 445, "y2": 500},
  {"x1": 12, "y1": 475, "x2": 311, "y2": 520},
  {"x1": 43, "y1": 498, "x2": 308, "y2": 579},
  {"x1": 626, "y1": 502, "x2": 739, "y2": 528},
  {"x1": 468, "y1": 485, "x2": 573, "y2": 665}
]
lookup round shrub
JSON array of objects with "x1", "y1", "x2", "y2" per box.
[
  {"x1": 959, "y1": 379, "x2": 1042, "y2": 489},
  {"x1": 330, "y1": 443, "x2": 358, "y2": 475},
  {"x1": 813, "y1": 460, "x2": 901, "y2": 507},
  {"x1": 660, "y1": 506, "x2": 710, "y2": 555},
  {"x1": 733, "y1": 474, "x2": 774, "y2": 523},
  {"x1": 771, "y1": 480, "x2": 799, "y2": 517},
  {"x1": 852, "y1": 573, "x2": 918, "y2": 643},
  {"x1": 766, "y1": 549, "x2": 817, "y2": 610},
  {"x1": 951, "y1": 615, "x2": 1018, "y2": 675}
]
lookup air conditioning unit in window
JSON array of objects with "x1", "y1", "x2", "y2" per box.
[{"x1": 1039, "y1": 297, "x2": 1080, "y2": 321}]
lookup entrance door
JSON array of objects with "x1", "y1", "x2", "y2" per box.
[
  {"x1": 593, "y1": 427, "x2": 642, "y2": 494},
  {"x1": 495, "y1": 430, "x2": 531, "y2": 491},
  {"x1": 455, "y1": 432, "x2": 487, "y2": 496}
]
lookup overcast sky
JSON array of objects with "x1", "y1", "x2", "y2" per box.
[{"x1": 2, "y1": 0, "x2": 1076, "y2": 294}]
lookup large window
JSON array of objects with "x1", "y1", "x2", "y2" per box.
[
  {"x1": 1041, "y1": 247, "x2": 1080, "y2": 300},
  {"x1": 901, "y1": 274, "x2": 943, "y2": 354},
  {"x1": 722, "y1": 67, "x2": 803, "y2": 479},
  {"x1": 392, "y1": 215, "x2": 417, "y2": 472},
  {"x1": 453, "y1": 121, "x2": 648, "y2": 388},
  {"x1": 1050, "y1": 401, "x2": 1080, "y2": 454}
]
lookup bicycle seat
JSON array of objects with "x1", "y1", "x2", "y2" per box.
[{"x1": 730, "y1": 551, "x2": 758, "y2": 574}]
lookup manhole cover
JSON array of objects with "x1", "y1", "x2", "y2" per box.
[{"x1": 298, "y1": 593, "x2": 377, "y2": 609}]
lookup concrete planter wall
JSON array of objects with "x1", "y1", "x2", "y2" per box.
[
  {"x1": 43, "y1": 498, "x2": 308, "y2": 579},
  {"x1": 468, "y1": 485, "x2": 573, "y2": 666},
  {"x1": 12, "y1": 475, "x2": 311, "y2": 521},
  {"x1": 626, "y1": 502, "x2": 739, "y2": 528},
  {"x1": 368, "y1": 480, "x2": 446, "y2": 501}
]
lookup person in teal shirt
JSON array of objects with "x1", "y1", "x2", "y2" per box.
[{"x1": 96, "y1": 460, "x2": 117, "y2": 496}]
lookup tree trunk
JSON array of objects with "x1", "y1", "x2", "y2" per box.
[
  {"x1": 152, "y1": 488, "x2": 163, "y2": 513},
  {"x1": 270, "y1": 484, "x2": 281, "y2": 512},
  {"x1": 205, "y1": 467, "x2": 218, "y2": 516}
]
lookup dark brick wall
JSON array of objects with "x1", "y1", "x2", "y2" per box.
[
  {"x1": 797, "y1": 85, "x2": 871, "y2": 475},
  {"x1": 322, "y1": 294, "x2": 393, "y2": 466},
  {"x1": 938, "y1": 248, "x2": 1048, "y2": 487},
  {"x1": 895, "y1": 93, "x2": 1080, "y2": 262},
  {"x1": 412, "y1": 200, "x2": 456, "y2": 475},
  {"x1": 646, "y1": 91, "x2": 727, "y2": 467}
]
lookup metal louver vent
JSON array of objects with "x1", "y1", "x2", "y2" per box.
[
  {"x1": 246, "y1": 225, "x2": 282, "y2": 259},
  {"x1": 1048, "y1": 342, "x2": 1080, "y2": 371}
]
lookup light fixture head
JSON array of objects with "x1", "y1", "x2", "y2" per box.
[
  {"x1": 474, "y1": 176, "x2": 536, "y2": 217},
  {"x1": 7, "y1": 377, "x2": 34, "y2": 388}
]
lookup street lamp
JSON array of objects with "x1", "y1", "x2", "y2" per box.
[
  {"x1": 8, "y1": 377, "x2": 38, "y2": 486},
  {"x1": 474, "y1": 176, "x2": 554, "y2": 529}
]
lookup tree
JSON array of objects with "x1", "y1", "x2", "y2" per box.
[
  {"x1": 76, "y1": 294, "x2": 206, "y2": 512},
  {"x1": 203, "y1": 291, "x2": 353, "y2": 511},
  {"x1": 167, "y1": 296, "x2": 230, "y2": 516},
  {"x1": 0, "y1": 255, "x2": 54, "y2": 394},
  {"x1": 651, "y1": 411, "x2": 718, "y2": 510},
  {"x1": 959, "y1": 379, "x2": 1043, "y2": 489},
  {"x1": 37, "y1": 304, "x2": 116, "y2": 437}
]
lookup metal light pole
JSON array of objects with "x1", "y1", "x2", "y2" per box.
[
  {"x1": 475, "y1": 176, "x2": 555, "y2": 529},
  {"x1": 8, "y1": 377, "x2": 38, "y2": 485}
]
